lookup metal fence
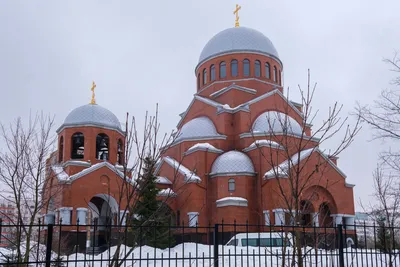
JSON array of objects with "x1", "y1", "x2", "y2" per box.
[{"x1": 0, "y1": 220, "x2": 399, "y2": 267}]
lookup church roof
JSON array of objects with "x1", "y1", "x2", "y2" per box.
[
  {"x1": 57, "y1": 104, "x2": 122, "y2": 133},
  {"x1": 210, "y1": 151, "x2": 255, "y2": 176},
  {"x1": 175, "y1": 116, "x2": 226, "y2": 143},
  {"x1": 198, "y1": 27, "x2": 280, "y2": 68}
]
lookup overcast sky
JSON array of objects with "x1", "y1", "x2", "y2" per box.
[{"x1": 1, "y1": 1, "x2": 399, "y2": 210}]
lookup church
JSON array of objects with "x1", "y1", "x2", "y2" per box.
[{"x1": 41, "y1": 6, "x2": 356, "y2": 249}]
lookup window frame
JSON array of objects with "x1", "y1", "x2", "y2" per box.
[
  {"x1": 228, "y1": 178, "x2": 235, "y2": 192},
  {"x1": 231, "y1": 59, "x2": 238, "y2": 77},
  {"x1": 254, "y1": 60, "x2": 261, "y2": 77},
  {"x1": 243, "y1": 59, "x2": 250, "y2": 77},
  {"x1": 219, "y1": 61, "x2": 227, "y2": 78}
]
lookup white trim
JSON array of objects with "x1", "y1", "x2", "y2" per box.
[
  {"x1": 209, "y1": 172, "x2": 256, "y2": 178},
  {"x1": 76, "y1": 208, "x2": 88, "y2": 212},
  {"x1": 184, "y1": 143, "x2": 224, "y2": 155},
  {"x1": 242, "y1": 139, "x2": 285, "y2": 152},
  {"x1": 216, "y1": 197, "x2": 248, "y2": 208},
  {"x1": 240, "y1": 131, "x2": 320, "y2": 142},
  {"x1": 210, "y1": 84, "x2": 257, "y2": 98},
  {"x1": 154, "y1": 156, "x2": 201, "y2": 183},
  {"x1": 56, "y1": 124, "x2": 124, "y2": 135},
  {"x1": 63, "y1": 160, "x2": 91, "y2": 168}
]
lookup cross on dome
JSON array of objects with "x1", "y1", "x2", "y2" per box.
[
  {"x1": 90, "y1": 81, "x2": 96, "y2": 104},
  {"x1": 233, "y1": 4, "x2": 241, "y2": 27}
]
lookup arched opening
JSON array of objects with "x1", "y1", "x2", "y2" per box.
[
  {"x1": 202, "y1": 68, "x2": 207, "y2": 85},
  {"x1": 96, "y1": 133, "x2": 109, "y2": 160},
  {"x1": 88, "y1": 194, "x2": 119, "y2": 249},
  {"x1": 197, "y1": 73, "x2": 200, "y2": 90},
  {"x1": 210, "y1": 65, "x2": 215, "y2": 81},
  {"x1": 71, "y1": 132, "x2": 84, "y2": 159},
  {"x1": 273, "y1": 66, "x2": 277, "y2": 82},
  {"x1": 299, "y1": 200, "x2": 314, "y2": 226},
  {"x1": 219, "y1": 61, "x2": 226, "y2": 78},
  {"x1": 231, "y1": 59, "x2": 238, "y2": 77},
  {"x1": 319, "y1": 202, "x2": 333, "y2": 227},
  {"x1": 254, "y1": 60, "x2": 261, "y2": 77},
  {"x1": 117, "y1": 139, "x2": 124, "y2": 165},
  {"x1": 243, "y1": 59, "x2": 250, "y2": 76},
  {"x1": 47, "y1": 197, "x2": 55, "y2": 214},
  {"x1": 58, "y1": 136, "x2": 64, "y2": 163},
  {"x1": 228, "y1": 178, "x2": 235, "y2": 192},
  {"x1": 265, "y1": 63, "x2": 270, "y2": 79}
]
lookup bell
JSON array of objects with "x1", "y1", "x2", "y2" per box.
[{"x1": 100, "y1": 138, "x2": 108, "y2": 149}]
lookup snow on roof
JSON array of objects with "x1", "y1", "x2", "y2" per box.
[
  {"x1": 210, "y1": 151, "x2": 255, "y2": 175},
  {"x1": 216, "y1": 197, "x2": 248, "y2": 208},
  {"x1": 51, "y1": 162, "x2": 133, "y2": 184},
  {"x1": 264, "y1": 148, "x2": 314, "y2": 179},
  {"x1": 210, "y1": 84, "x2": 257, "y2": 98},
  {"x1": 163, "y1": 156, "x2": 201, "y2": 183},
  {"x1": 51, "y1": 166, "x2": 69, "y2": 181},
  {"x1": 156, "y1": 176, "x2": 173, "y2": 185},
  {"x1": 158, "y1": 188, "x2": 177, "y2": 197},
  {"x1": 243, "y1": 140, "x2": 284, "y2": 152},
  {"x1": 185, "y1": 143, "x2": 223, "y2": 155}
]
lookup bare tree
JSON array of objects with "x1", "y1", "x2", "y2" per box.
[
  {"x1": 254, "y1": 70, "x2": 360, "y2": 267},
  {"x1": 0, "y1": 113, "x2": 58, "y2": 264}
]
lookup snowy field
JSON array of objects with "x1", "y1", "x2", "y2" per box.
[{"x1": 1, "y1": 243, "x2": 399, "y2": 266}]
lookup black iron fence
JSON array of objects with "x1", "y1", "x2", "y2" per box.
[{"x1": 0, "y1": 221, "x2": 399, "y2": 266}]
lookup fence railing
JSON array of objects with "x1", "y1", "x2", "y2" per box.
[{"x1": 0, "y1": 221, "x2": 399, "y2": 267}]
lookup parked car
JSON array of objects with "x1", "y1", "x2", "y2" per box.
[{"x1": 225, "y1": 232, "x2": 293, "y2": 247}]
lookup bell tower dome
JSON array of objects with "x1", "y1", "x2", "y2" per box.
[{"x1": 56, "y1": 83, "x2": 125, "y2": 168}]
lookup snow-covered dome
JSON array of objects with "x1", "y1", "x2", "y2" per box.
[
  {"x1": 252, "y1": 111, "x2": 302, "y2": 135},
  {"x1": 198, "y1": 27, "x2": 280, "y2": 66},
  {"x1": 176, "y1": 117, "x2": 224, "y2": 141},
  {"x1": 58, "y1": 104, "x2": 121, "y2": 132},
  {"x1": 211, "y1": 151, "x2": 255, "y2": 175}
]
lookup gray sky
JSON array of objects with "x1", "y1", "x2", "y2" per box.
[{"x1": 1, "y1": 0, "x2": 399, "y2": 210}]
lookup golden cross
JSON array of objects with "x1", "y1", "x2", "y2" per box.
[
  {"x1": 90, "y1": 81, "x2": 96, "y2": 104},
  {"x1": 233, "y1": 4, "x2": 241, "y2": 27}
]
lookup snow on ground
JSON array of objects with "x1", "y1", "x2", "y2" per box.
[{"x1": 0, "y1": 242, "x2": 399, "y2": 266}]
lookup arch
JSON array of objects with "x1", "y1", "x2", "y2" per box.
[
  {"x1": 219, "y1": 61, "x2": 226, "y2": 78},
  {"x1": 93, "y1": 193, "x2": 119, "y2": 214},
  {"x1": 231, "y1": 59, "x2": 238, "y2": 77},
  {"x1": 96, "y1": 133, "x2": 109, "y2": 160},
  {"x1": 117, "y1": 139, "x2": 124, "y2": 165},
  {"x1": 319, "y1": 202, "x2": 333, "y2": 227},
  {"x1": 254, "y1": 60, "x2": 261, "y2": 77},
  {"x1": 58, "y1": 136, "x2": 64, "y2": 163},
  {"x1": 197, "y1": 73, "x2": 200, "y2": 90},
  {"x1": 273, "y1": 66, "x2": 277, "y2": 82},
  {"x1": 265, "y1": 62, "x2": 270, "y2": 79},
  {"x1": 228, "y1": 178, "x2": 235, "y2": 192},
  {"x1": 202, "y1": 68, "x2": 207, "y2": 85},
  {"x1": 243, "y1": 59, "x2": 250, "y2": 76},
  {"x1": 71, "y1": 132, "x2": 84, "y2": 159},
  {"x1": 210, "y1": 64, "x2": 215, "y2": 81}
]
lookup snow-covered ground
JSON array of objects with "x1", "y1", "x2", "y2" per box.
[{"x1": 1, "y1": 243, "x2": 399, "y2": 266}]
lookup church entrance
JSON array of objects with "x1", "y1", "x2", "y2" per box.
[{"x1": 88, "y1": 194, "x2": 119, "y2": 250}]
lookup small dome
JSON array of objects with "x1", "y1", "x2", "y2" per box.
[
  {"x1": 211, "y1": 151, "x2": 255, "y2": 175},
  {"x1": 252, "y1": 111, "x2": 302, "y2": 135},
  {"x1": 59, "y1": 104, "x2": 121, "y2": 132},
  {"x1": 176, "y1": 117, "x2": 223, "y2": 141},
  {"x1": 198, "y1": 27, "x2": 280, "y2": 66}
]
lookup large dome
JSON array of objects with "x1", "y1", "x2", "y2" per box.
[
  {"x1": 211, "y1": 151, "x2": 255, "y2": 175},
  {"x1": 252, "y1": 111, "x2": 302, "y2": 135},
  {"x1": 198, "y1": 27, "x2": 280, "y2": 66},
  {"x1": 58, "y1": 104, "x2": 122, "y2": 132},
  {"x1": 176, "y1": 116, "x2": 225, "y2": 142}
]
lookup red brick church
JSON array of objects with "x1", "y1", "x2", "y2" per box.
[{"x1": 41, "y1": 11, "x2": 356, "y2": 249}]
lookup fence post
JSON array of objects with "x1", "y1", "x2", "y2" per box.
[
  {"x1": 45, "y1": 223, "x2": 54, "y2": 267},
  {"x1": 213, "y1": 224, "x2": 219, "y2": 267},
  {"x1": 337, "y1": 224, "x2": 345, "y2": 267}
]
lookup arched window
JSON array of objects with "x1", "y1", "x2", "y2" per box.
[
  {"x1": 203, "y1": 68, "x2": 207, "y2": 85},
  {"x1": 117, "y1": 139, "x2": 123, "y2": 165},
  {"x1": 197, "y1": 73, "x2": 200, "y2": 90},
  {"x1": 228, "y1": 178, "x2": 235, "y2": 192},
  {"x1": 265, "y1": 63, "x2": 270, "y2": 79},
  {"x1": 219, "y1": 62, "x2": 226, "y2": 78},
  {"x1": 71, "y1": 132, "x2": 84, "y2": 159},
  {"x1": 96, "y1": 133, "x2": 109, "y2": 160},
  {"x1": 273, "y1": 66, "x2": 277, "y2": 82},
  {"x1": 243, "y1": 59, "x2": 250, "y2": 76},
  {"x1": 279, "y1": 70, "x2": 282, "y2": 85},
  {"x1": 231, "y1": 60, "x2": 238, "y2": 77},
  {"x1": 210, "y1": 65, "x2": 215, "y2": 81},
  {"x1": 255, "y1": 60, "x2": 261, "y2": 77},
  {"x1": 58, "y1": 136, "x2": 64, "y2": 163}
]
